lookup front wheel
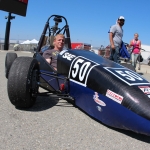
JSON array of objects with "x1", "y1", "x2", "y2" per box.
[
  {"x1": 7, "y1": 57, "x2": 39, "y2": 108},
  {"x1": 5, "y1": 52, "x2": 17, "y2": 78}
]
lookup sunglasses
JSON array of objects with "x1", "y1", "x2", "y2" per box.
[{"x1": 119, "y1": 19, "x2": 125, "y2": 22}]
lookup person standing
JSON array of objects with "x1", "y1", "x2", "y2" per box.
[
  {"x1": 129, "y1": 33, "x2": 141, "y2": 68},
  {"x1": 109, "y1": 16, "x2": 125, "y2": 63}
]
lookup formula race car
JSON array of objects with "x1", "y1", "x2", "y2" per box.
[{"x1": 5, "y1": 15, "x2": 150, "y2": 136}]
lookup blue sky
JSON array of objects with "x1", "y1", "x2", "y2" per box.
[{"x1": 0, "y1": 0, "x2": 150, "y2": 47}]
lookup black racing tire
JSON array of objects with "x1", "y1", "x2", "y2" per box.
[
  {"x1": 121, "y1": 63, "x2": 136, "y2": 72},
  {"x1": 5, "y1": 53, "x2": 17, "y2": 79},
  {"x1": 7, "y1": 57, "x2": 39, "y2": 108}
]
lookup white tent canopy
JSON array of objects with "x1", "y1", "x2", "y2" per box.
[
  {"x1": 20, "y1": 39, "x2": 39, "y2": 44},
  {"x1": 30, "y1": 39, "x2": 39, "y2": 44},
  {"x1": 20, "y1": 40, "x2": 31, "y2": 44}
]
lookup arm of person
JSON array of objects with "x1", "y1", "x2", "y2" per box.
[
  {"x1": 45, "y1": 58, "x2": 51, "y2": 64},
  {"x1": 45, "y1": 58, "x2": 56, "y2": 70},
  {"x1": 43, "y1": 50, "x2": 52, "y2": 64},
  {"x1": 139, "y1": 40, "x2": 141, "y2": 54},
  {"x1": 109, "y1": 25, "x2": 116, "y2": 49},
  {"x1": 109, "y1": 32, "x2": 115, "y2": 49}
]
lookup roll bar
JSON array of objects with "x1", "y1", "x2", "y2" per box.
[{"x1": 37, "y1": 15, "x2": 71, "y2": 52}]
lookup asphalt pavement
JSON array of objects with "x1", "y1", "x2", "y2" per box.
[{"x1": 0, "y1": 50, "x2": 150, "y2": 150}]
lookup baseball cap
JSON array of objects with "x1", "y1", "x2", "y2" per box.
[{"x1": 118, "y1": 16, "x2": 125, "y2": 20}]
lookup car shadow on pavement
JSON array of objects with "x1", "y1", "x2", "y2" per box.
[
  {"x1": 98, "y1": 119, "x2": 150, "y2": 143},
  {"x1": 17, "y1": 95, "x2": 59, "y2": 112},
  {"x1": 17, "y1": 95, "x2": 74, "y2": 112},
  {"x1": 114, "y1": 127, "x2": 150, "y2": 143}
]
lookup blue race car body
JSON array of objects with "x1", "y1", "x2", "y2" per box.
[{"x1": 35, "y1": 49, "x2": 150, "y2": 136}]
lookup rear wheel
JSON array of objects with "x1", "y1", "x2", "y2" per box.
[
  {"x1": 5, "y1": 52, "x2": 17, "y2": 78},
  {"x1": 7, "y1": 57, "x2": 39, "y2": 108},
  {"x1": 121, "y1": 63, "x2": 136, "y2": 72}
]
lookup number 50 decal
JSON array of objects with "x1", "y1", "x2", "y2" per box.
[
  {"x1": 72, "y1": 59, "x2": 91, "y2": 81},
  {"x1": 69, "y1": 56, "x2": 99, "y2": 86},
  {"x1": 104, "y1": 67, "x2": 149, "y2": 86},
  {"x1": 115, "y1": 70, "x2": 143, "y2": 81}
]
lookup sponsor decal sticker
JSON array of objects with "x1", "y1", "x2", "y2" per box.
[
  {"x1": 106, "y1": 89, "x2": 123, "y2": 104},
  {"x1": 62, "y1": 52, "x2": 76, "y2": 61},
  {"x1": 93, "y1": 92, "x2": 106, "y2": 106},
  {"x1": 138, "y1": 86, "x2": 150, "y2": 95},
  {"x1": 59, "y1": 49, "x2": 68, "y2": 55}
]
